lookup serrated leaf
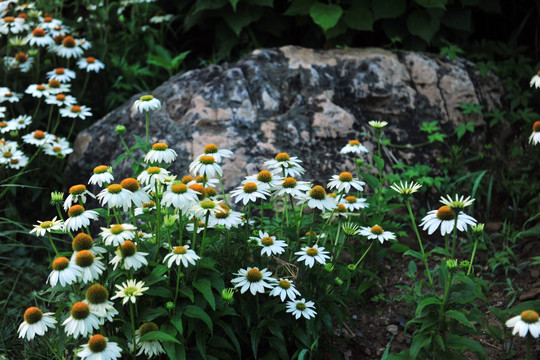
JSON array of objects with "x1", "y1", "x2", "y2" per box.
[
  {"x1": 184, "y1": 305, "x2": 213, "y2": 334},
  {"x1": 140, "y1": 330, "x2": 182, "y2": 344},
  {"x1": 407, "y1": 9, "x2": 440, "y2": 43},
  {"x1": 416, "y1": 297, "x2": 442, "y2": 316},
  {"x1": 309, "y1": 3, "x2": 343, "y2": 32},
  {"x1": 415, "y1": 0, "x2": 447, "y2": 9},
  {"x1": 284, "y1": 0, "x2": 314, "y2": 16},
  {"x1": 428, "y1": 133, "x2": 446, "y2": 143},
  {"x1": 403, "y1": 249, "x2": 425, "y2": 262},
  {"x1": 193, "y1": 278, "x2": 216, "y2": 311},
  {"x1": 410, "y1": 333, "x2": 430, "y2": 359},
  {"x1": 445, "y1": 310, "x2": 476, "y2": 330},
  {"x1": 372, "y1": 0, "x2": 406, "y2": 20}
]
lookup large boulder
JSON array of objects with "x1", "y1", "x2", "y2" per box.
[{"x1": 67, "y1": 46, "x2": 503, "y2": 190}]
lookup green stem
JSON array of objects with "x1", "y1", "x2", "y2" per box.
[
  {"x1": 154, "y1": 182, "x2": 162, "y2": 259},
  {"x1": 444, "y1": 234, "x2": 449, "y2": 253},
  {"x1": 130, "y1": 302, "x2": 137, "y2": 358},
  {"x1": 178, "y1": 212, "x2": 184, "y2": 245},
  {"x1": 145, "y1": 111, "x2": 150, "y2": 151},
  {"x1": 405, "y1": 199, "x2": 434, "y2": 289},
  {"x1": 66, "y1": 119, "x2": 77, "y2": 140},
  {"x1": 43, "y1": 336, "x2": 62, "y2": 360},
  {"x1": 351, "y1": 241, "x2": 374, "y2": 270},
  {"x1": 199, "y1": 212, "x2": 210, "y2": 256},
  {"x1": 283, "y1": 194, "x2": 289, "y2": 226},
  {"x1": 526, "y1": 334, "x2": 532, "y2": 360},
  {"x1": 46, "y1": 105, "x2": 54, "y2": 132},
  {"x1": 119, "y1": 133, "x2": 138, "y2": 165},
  {"x1": 467, "y1": 235, "x2": 479, "y2": 276},
  {"x1": 32, "y1": 97, "x2": 42, "y2": 123},
  {"x1": 217, "y1": 173, "x2": 229, "y2": 207},
  {"x1": 173, "y1": 266, "x2": 182, "y2": 308},
  {"x1": 79, "y1": 72, "x2": 90, "y2": 99},
  {"x1": 47, "y1": 233, "x2": 60, "y2": 257},
  {"x1": 451, "y1": 216, "x2": 459, "y2": 259}
]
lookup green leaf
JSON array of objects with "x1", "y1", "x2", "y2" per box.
[
  {"x1": 284, "y1": 0, "x2": 314, "y2": 16},
  {"x1": 184, "y1": 305, "x2": 213, "y2": 334},
  {"x1": 216, "y1": 320, "x2": 241, "y2": 356},
  {"x1": 171, "y1": 51, "x2": 191, "y2": 70},
  {"x1": 309, "y1": 3, "x2": 343, "y2": 32},
  {"x1": 410, "y1": 333, "x2": 430, "y2": 359},
  {"x1": 407, "y1": 9, "x2": 440, "y2": 43},
  {"x1": 416, "y1": 297, "x2": 443, "y2": 316},
  {"x1": 445, "y1": 310, "x2": 476, "y2": 330},
  {"x1": 293, "y1": 327, "x2": 310, "y2": 347},
  {"x1": 441, "y1": 9, "x2": 471, "y2": 32},
  {"x1": 193, "y1": 278, "x2": 216, "y2": 311},
  {"x1": 373, "y1": 154, "x2": 385, "y2": 171},
  {"x1": 403, "y1": 249, "x2": 425, "y2": 262},
  {"x1": 146, "y1": 286, "x2": 173, "y2": 298},
  {"x1": 446, "y1": 334, "x2": 487, "y2": 359},
  {"x1": 343, "y1": 0, "x2": 373, "y2": 31},
  {"x1": 171, "y1": 310, "x2": 183, "y2": 336},
  {"x1": 420, "y1": 121, "x2": 440, "y2": 134},
  {"x1": 360, "y1": 172, "x2": 379, "y2": 188},
  {"x1": 224, "y1": 7, "x2": 263, "y2": 36},
  {"x1": 250, "y1": 327, "x2": 263, "y2": 358},
  {"x1": 455, "y1": 122, "x2": 475, "y2": 140},
  {"x1": 180, "y1": 287, "x2": 195, "y2": 302},
  {"x1": 415, "y1": 0, "x2": 447, "y2": 9},
  {"x1": 139, "y1": 330, "x2": 182, "y2": 344},
  {"x1": 298, "y1": 349, "x2": 309, "y2": 360},
  {"x1": 372, "y1": 0, "x2": 406, "y2": 20},
  {"x1": 268, "y1": 336, "x2": 289, "y2": 360},
  {"x1": 228, "y1": 0, "x2": 240, "y2": 11},
  {"x1": 193, "y1": 0, "x2": 228, "y2": 15}
]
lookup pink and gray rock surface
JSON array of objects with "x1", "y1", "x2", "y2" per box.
[{"x1": 68, "y1": 46, "x2": 503, "y2": 190}]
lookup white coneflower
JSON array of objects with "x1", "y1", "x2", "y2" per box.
[
  {"x1": 231, "y1": 267, "x2": 275, "y2": 295},
  {"x1": 64, "y1": 205, "x2": 99, "y2": 232},
  {"x1": 269, "y1": 278, "x2": 301, "y2": 301},
  {"x1": 340, "y1": 195, "x2": 368, "y2": 211},
  {"x1": 18, "y1": 307, "x2": 57, "y2": 340},
  {"x1": 133, "y1": 95, "x2": 161, "y2": 113},
  {"x1": 100, "y1": 224, "x2": 136, "y2": 247},
  {"x1": 230, "y1": 182, "x2": 270, "y2": 205},
  {"x1": 163, "y1": 245, "x2": 200, "y2": 268},
  {"x1": 110, "y1": 241, "x2": 148, "y2": 271},
  {"x1": 45, "y1": 93, "x2": 77, "y2": 107},
  {"x1": 243, "y1": 170, "x2": 283, "y2": 191},
  {"x1": 189, "y1": 155, "x2": 222, "y2": 178},
  {"x1": 0, "y1": 120, "x2": 12, "y2": 133},
  {"x1": 38, "y1": 16, "x2": 62, "y2": 30},
  {"x1": 88, "y1": 165, "x2": 114, "y2": 187},
  {"x1": 250, "y1": 230, "x2": 287, "y2": 256},
  {"x1": 83, "y1": 284, "x2": 118, "y2": 324},
  {"x1": 295, "y1": 244, "x2": 330, "y2": 268},
  {"x1": 47, "y1": 67, "x2": 76, "y2": 83},
  {"x1": 77, "y1": 334, "x2": 122, "y2": 360},
  {"x1": 0, "y1": 16, "x2": 28, "y2": 34},
  {"x1": 46, "y1": 79, "x2": 71, "y2": 94},
  {"x1": 197, "y1": 143, "x2": 233, "y2": 163},
  {"x1": 439, "y1": 194, "x2": 475, "y2": 212},
  {"x1": 22, "y1": 130, "x2": 53, "y2": 146},
  {"x1": 7, "y1": 115, "x2": 31, "y2": 131},
  {"x1": 530, "y1": 121, "x2": 540, "y2": 145},
  {"x1": 419, "y1": 206, "x2": 477, "y2": 236},
  {"x1": 264, "y1": 152, "x2": 305, "y2": 177},
  {"x1": 77, "y1": 38, "x2": 92, "y2": 50},
  {"x1": 274, "y1": 177, "x2": 312, "y2": 199},
  {"x1": 63, "y1": 184, "x2": 95, "y2": 211},
  {"x1": 150, "y1": 13, "x2": 174, "y2": 23},
  {"x1": 162, "y1": 183, "x2": 199, "y2": 213},
  {"x1": 190, "y1": 199, "x2": 219, "y2": 218},
  {"x1": 208, "y1": 204, "x2": 244, "y2": 229},
  {"x1": 135, "y1": 322, "x2": 165, "y2": 357},
  {"x1": 25, "y1": 83, "x2": 50, "y2": 98},
  {"x1": 297, "y1": 185, "x2": 336, "y2": 213},
  {"x1": 97, "y1": 184, "x2": 132, "y2": 211},
  {"x1": 340, "y1": 140, "x2": 369, "y2": 155},
  {"x1": 120, "y1": 177, "x2": 150, "y2": 208},
  {"x1": 60, "y1": 105, "x2": 92, "y2": 120},
  {"x1": 137, "y1": 166, "x2": 170, "y2": 187},
  {"x1": 47, "y1": 256, "x2": 82, "y2": 287},
  {"x1": 71, "y1": 233, "x2": 106, "y2": 261},
  {"x1": 12, "y1": 51, "x2": 34, "y2": 72},
  {"x1": 5, "y1": 153, "x2": 28, "y2": 170},
  {"x1": 285, "y1": 299, "x2": 317, "y2": 319},
  {"x1": 144, "y1": 142, "x2": 177, "y2": 164},
  {"x1": 0, "y1": 90, "x2": 22, "y2": 103},
  {"x1": 369, "y1": 120, "x2": 388, "y2": 129},
  {"x1": 56, "y1": 35, "x2": 84, "y2": 58},
  {"x1": 506, "y1": 310, "x2": 540, "y2": 338},
  {"x1": 327, "y1": 172, "x2": 365, "y2": 193},
  {"x1": 27, "y1": 28, "x2": 53, "y2": 47},
  {"x1": 30, "y1": 217, "x2": 63, "y2": 236},
  {"x1": 530, "y1": 71, "x2": 540, "y2": 88},
  {"x1": 62, "y1": 302, "x2": 100, "y2": 339},
  {"x1": 73, "y1": 250, "x2": 105, "y2": 284},
  {"x1": 390, "y1": 181, "x2": 422, "y2": 197},
  {"x1": 359, "y1": 225, "x2": 396, "y2": 244},
  {"x1": 77, "y1": 56, "x2": 105, "y2": 72},
  {"x1": 111, "y1": 279, "x2": 149, "y2": 305},
  {"x1": 43, "y1": 137, "x2": 73, "y2": 158},
  {"x1": 134, "y1": 201, "x2": 156, "y2": 216}
]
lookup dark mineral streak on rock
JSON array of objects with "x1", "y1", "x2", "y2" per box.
[{"x1": 68, "y1": 46, "x2": 503, "y2": 193}]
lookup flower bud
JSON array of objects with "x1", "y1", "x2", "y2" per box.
[
  {"x1": 50, "y1": 191, "x2": 64, "y2": 206},
  {"x1": 115, "y1": 125, "x2": 126, "y2": 134}
]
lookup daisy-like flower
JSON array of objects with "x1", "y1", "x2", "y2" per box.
[
  {"x1": 0, "y1": 148, "x2": 23, "y2": 164},
  {"x1": 340, "y1": 140, "x2": 369, "y2": 155},
  {"x1": 250, "y1": 230, "x2": 287, "y2": 256},
  {"x1": 43, "y1": 137, "x2": 73, "y2": 158},
  {"x1": 209, "y1": 204, "x2": 244, "y2": 228},
  {"x1": 63, "y1": 184, "x2": 95, "y2": 211},
  {"x1": 18, "y1": 307, "x2": 57, "y2": 340},
  {"x1": 47, "y1": 256, "x2": 82, "y2": 287},
  {"x1": 27, "y1": 28, "x2": 54, "y2": 47},
  {"x1": 359, "y1": 225, "x2": 396, "y2": 244},
  {"x1": 134, "y1": 201, "x2": 156, "y2": 216},
  {"x1": 100, "y1": 223, "x2": 136, "y2": 247},
  {"x1": 11, "y1": 52, "x2": 34, "y2": 73},
  {"x1": 97, "y1": 184, "x2": 132, "y2": 211},
  {"x1": 73, "y1": 250, "x2": 105, "y2": 284},
  {"x1": 110, "y1": 241, "x2": 148, "y2": 271},
  {"x1": 133, "y1": 94, "x2": 161, "y2": 113},
  {"x1": 38, "y1": 16, "x2": 62, "y2": 30},
  {"x1": 0, "y1": 90, "x2": 22, "y2": 103},
  {"x1": 506, "y1": 310, "x2": 540, "y2": 338},
  {"x1": 47, "y1": 79, "x2": 71, "y2": 94},
  {"x1": 144, "y1": 142, "x2": 177, "y2": 164},
  {"x1": 137, "y1": 166, "x2": 170, "y2": 187},
  {"x1": 529, "y1": 121, "x2": 540, "y2": 145},
  {"x1": 77, "y1": 334, "x2": 122, "y2": 360},
  {"x1": 45, "y1": 93, "x2": 77, "y2": 107},
  {"x1": 390, "y1": 181, "x2": 422, "y2": 198},
  {"x1": 440, "y1": 194, "x2": 475, "y2": 212},
  {"x1": 190, "y1": 199, "x2": 219, "y2": 218},
  {"x1": 295, "y1": 244, "x2": 331, "y2": 268},
  {"x1": 419, "y1": 205, "x2": 477, "y2": 236},
  {"x1": 5, "y1": 153, "x2": 28, "y2": 170},
  {"x1": 230, "y1": 182, "x2": 270, "y2": 205},
  {"x1": 150, "y1": 13, "x2": 174, "y2": 23},
  {"x1": 264, "y1": 152, "x2": 305, "y2": 177},
  {"x1": 77, "y1": 56, "x2": 105, "y2": 72},
  {"x1": 297, "y1": 185, "x2": 336, "y2": 213},
  {"x1": 71, "y1": 233, "x2": 106, "y2": 261},
  {"x1": 269, "y1": 278, "x2": 301, "y2": 302},
  {"x1": 77, "y1": 38, "x2": 92, "y2": 50},
  {"x1": 47, "y1": 67, "x2": 76, "y2": 83},
  {"x1": 231, "y1": 267, "x2": 275, "y2": 295},
  {"x1": 163, "y1": 245, "x2": 200, "y2": 268},
  {"x1": 196, "y1": 143, "x2": 233, "y2": 163},
  {"x1": 22, "y1": 130, "x2": 53, "y2": 146},
  {"x1": 135, "y1": 322, "x2": 166, "y2": 358},
  {"x1": 8, "y1": 114, "x2": 31, "y2": 130},
  {"x1": 62, "y1": 302, "x2": 101, "y2": 339},
  {"x1": 0, "y1": 120, "x2": 10, "y2": 133},
  {"x1": 286, "y1": 299, "x2": 317, "y2": 320},
  {"x1": 60, "y1": 105, "x2": 92, "y2": 120},
  {"x1": 369, "y1": 120, "x2": 388, "y2": 129},
  {"x1": 56, "y1": 35, "x2": 84, "y2": 58},
  {"x1": 111, "y1": 279, "x2": 149, "y2": 305},
  {"x1": 274, "y1": 177, "x2": 312, "y2": 199},
  {"x1": 530, "y1": 71, "x2": 540, "y2": 88},
  {"x1": 327, "y1": 172, "x2": 365, "y2": 193},
  {"x1": 84, "y1": 284, "x2": 118, "y2": 324},
  {"x1": 30, "y1": 216, "x2": 63, "y2": 236},
  {"x1": 244, "y1": 170, "x2": 283, "y2": 191},
  {"x1": 64, "y1": 205, "x2": 99, "y2": 232},
  {"x1": 25, "y1": 83, "x2": 50, "y2": 98},
  {"x1": 340, "y1": 195, "x2": 368, "y2": 211},
  {"x1": 162, "y1": 182, "x2": 199, "y2": 213},
  {"x1": 120, "y1": 177, "x2": 150, "y2": 207},
  {"x1": 88, "y1": 165, "x2": 114, "y2": 187},
  {"x1": 189, "y1": 155, "x2": 223, "y2": 178},
  {"x1": 322, "y1": 203, "x2": 350, "y2": 220},
  {"x1": 0, "y1": 16, "x2": 28, "y2": 34}
]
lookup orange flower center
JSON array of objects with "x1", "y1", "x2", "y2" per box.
[
  {"x1": 15, "y1": 52, "x2": 27, "y2": 62},
  {"x1": 3, "y1": 16, "x2": 14, "y2": 22},
  {"x1": 86, "y1": 284, "x2": 109, "y2": 304},
  {"x1": 257, "y1": 170, "x2": 272, "y2": 183},
  {"x1": 171, "y1": 183, "x2": 187, "y2": 194},
  {"x1": 189, "y1": 184, "x2": 205, "y2": 198},
  {"x1": 67, "y1": 205, "x2": 85, "y2": 217},
  {"x1": 52, "y1": 257, "x2": 69, "y2": 271},
  {"x1": 72, "y1": 233, "x2": 94, "y2": 251},
  {"x1": 70, "y1": 302, "x2": 90, "y2": 320},
  {"x1": 107, "y1": 184, "x2": 122, "y2": 194},
  {"x1": 282, "y1": 177, "x2": 297, "y2": 188},
  {"x1": 86, "y1": 56, "x2": 95, "y2": 63},
  {"x1": 309, "y1": 185, "x2": 326, "y2": 200},
  {"x1": 43, "y1": 16, "x2": 53, "y2": 22},
  {"x1": 181, "y1": 175, "x2": 194, "y2": 184},
  {"x1": 533, "y1": 121, "x2": 540, "y2": 133},
  {"x1": 338, "y1": 172, "x2": 353, "y2": 182},
  {"x1": 243, "y1": 182, "x2": 258, "y2": 193},
  {"x1": 2, "y1": 151, "x2": 10, "y2": 158},
  {"x1": 24, "y1": 307, "x2": 43, "y2": 324},
  {"x1": 275, "y1": 152, "x2": 290, "y2": 161},
  {"x1": 62, "y1": 36, "x2": 76, "y2": 48},
  {"x1": 345, "y1": 196, "x2": 357, "y2": 203},
  {"x1": 88, "y1": 334, "x2": 108, "y2": 353},
  {"x1": 261, "y1": 236, "x2": 274, "y2": 246},
  {"x1": 204, "y1": 144, "x2": 218, "y2": 154},
  {"x1": 152, "y1": 142, "x2": 168, "y2": 151},
  {"x1": 336, "y1": 204, "x2": 347, "y2": 212},
  {"x1": 10, "y1": 159, "x2": 19, "y2": 164},
  {"x1": 110, "y1": 224, "x2": 124, "y2": 234},
  {"x1": 436, "y1": 206, "x2": 455, "y2": 221},
  {"x1": 71, "y1": 105, "x2": 81, "y2": 113},
  {"x1": 278, "y1": 279, "x2": 291, "y2": 289},
  {"x1": 32, "y1": 28, "x2": 46, "y2": 37},
  {"x1": 36, "y1": 85, "x2": 46, "y2": 91},
  {"x1": 48, "y1": 79, "x2": 61, "y2": 88},
  {"x1": 56, "y1": 94, "x2": 66, "y2": 101},
  {"x1": 74, "y1": 250, "x2": 94, "y2": 267},
  {"x1": 121, "y1": 240, "x2": 136, "y2": 257},
  {"x1": 69, "y1": 184, "x2": 86, "y2": 195},
  {"x1": 246, "y1": 268, "x2": 263, "y2": 282},
  {"x1": 147, "y1": 166, "x2": 161, "y2": 175},
  {"x1": 140, "y1": 95, "x2": 154, "y2": 101},
  {"x1": 55, "y1": 68, "x2": 65, "y2": 75},
  {"x1": 306, "y1": 247, "x2": 319, "y2": 256},
  {"x1": 200, "y1": 199, "x2": 216, "y2": 209},
  {"x1": 521, "y1": 310, "x2": 540, "y2": 323},
  {"x1": 371, "y1": 225, "x2": 383, "y2": 235},
  {"x1": 93, "y1": 165, "x2": 108, "y2": 174},
  {"x1": 173, "y1": 246, "x2": 187, "y2": 254},
  {"x1": 349, "y1": 140, "x2": 360, "y2": 146},
  {"x1": 121, "y1": 178, "x2": 140, "y2": 192},
  {"x1": 199, "y1": 155, "x2": 215, "y2": 165}
]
